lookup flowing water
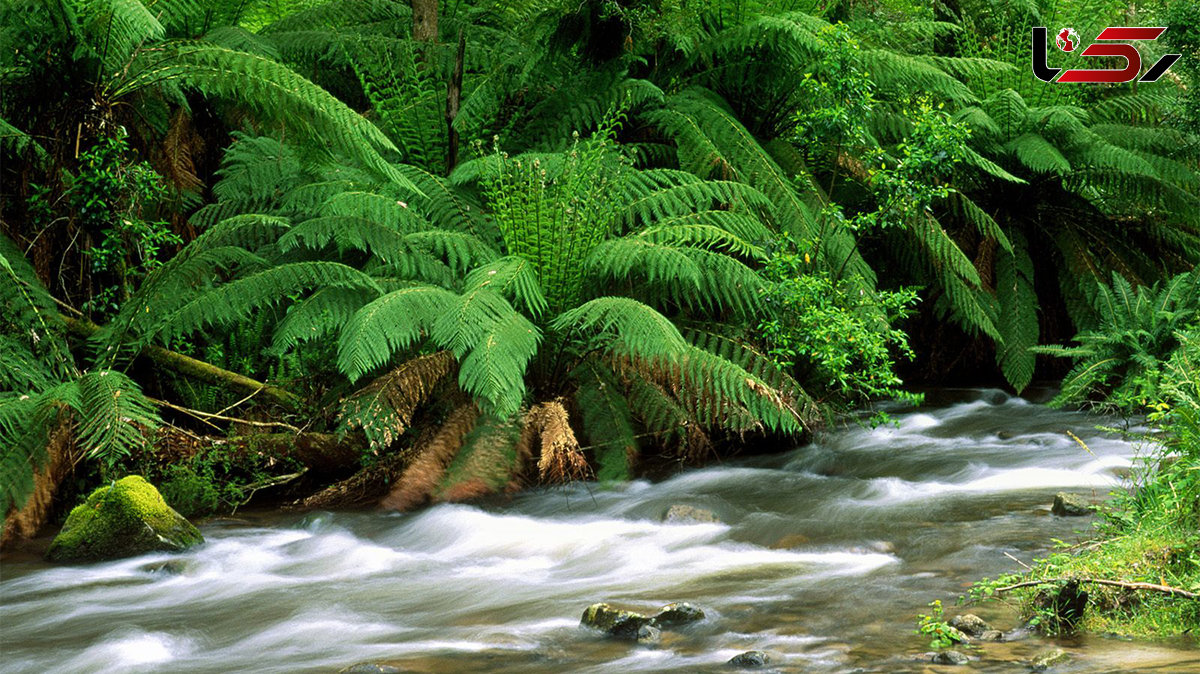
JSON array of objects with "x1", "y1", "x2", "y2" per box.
[{"x1": 3, "y1": 389, "x2": 1198, "y2": 673}]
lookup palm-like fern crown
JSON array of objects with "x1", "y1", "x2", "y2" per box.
[{"x1": 107, "y1": 125, "x2": 811, "y2": 499}]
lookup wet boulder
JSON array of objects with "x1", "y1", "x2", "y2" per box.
[
  {"x1": 931, "y1": 650, "x2": 970, "y2": 665},
  {"x1": 1051, "y1": 492, "x2": 1094, "y2": 516},
  {"x1": 1029, "y1": 648, "x2": 1070, "y2": 671},
  {"x1": 652, "y1": 602, "x2": 706, "y2": 627},
  {"x1": 581, "y1": 603, "x2": 656, "y2": 641},
  {"x1": 728, "y1": 650, "x2": 771, "y2": 668},
  {"x1": 979, "y1": 629, "x2": 1005, "y2": 642},
  {"x1": 663, "y1": 505, "x2": 719, "y2": 524},
  {"x1": 948, "y1": 614, "x2": 991, "y2": 637},
  {"x1": 46, "y1": 476, "x2": 204, "y2": 563}
]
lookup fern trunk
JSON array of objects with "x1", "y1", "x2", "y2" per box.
[{"x1": 411, "y1": 0, "x2": 438, "y2": 42}]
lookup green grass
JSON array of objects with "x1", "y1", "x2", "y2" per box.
[{"x1": 973, "y1": 516, "x2": 1200, "y2": 637}]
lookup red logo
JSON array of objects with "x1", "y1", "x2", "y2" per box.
[
  {"x1": 1032, "y1": 27, "x2": 1181, "y2": 83},
  {"x1": 1056, "y1": 28, "x2": 1079, "y2": 52}
]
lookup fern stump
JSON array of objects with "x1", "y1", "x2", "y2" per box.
[{"x1": 46, "y1": 476, "x2": 204, "y2": 563}]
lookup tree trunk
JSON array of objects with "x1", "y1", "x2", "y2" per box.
[
  {"x1": 1, "y1": 410, "x2": 79, "y2": 550},
  {"x1": 411, "y1": 0, "x2": 438, "y2": 42},
  {"x1": 445, "y1": 28, "x2": 465, "y2": 172}
]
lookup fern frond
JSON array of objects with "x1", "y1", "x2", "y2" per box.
[
  {"x1": 995, "y1": 231, "x2": 1039, "y2": 392},
  {"x1": 152, "y1": 261, "x2": 381, "y2": 344},
  {"x1": 337, "y1": 285, "x2": 458, "y2": 381},
  {"x1": 553, "y1": 297, "x2": 688, "y2": 361},
  {"x1": 573, "y1": 362, "x2": 638, "y2": 482},
  {"x1": 115, "y1": 42, "x2": 419, "y2": 192}
]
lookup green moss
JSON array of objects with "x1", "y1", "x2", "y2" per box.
[{"x1": 46, "y1": 475, "x2": 204, "y2": 563}]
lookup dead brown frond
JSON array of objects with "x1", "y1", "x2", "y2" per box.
[
  {"x1": 379, "y1": 402, "x2": 477, "y2": 511},
  {"x1": 435, "y1": 416, "x2": 524, "y2": 503},
  {"x1": 975, "y1": 236, "x2": 997, "y2": 291},
  {"x1": 294, "y1": 451, "x2": 409, "y2": 510},
  {"x1": 531, "y1": 400, "x2": 591, "y2": 483},
  {"x1": 506, "y1": 409, "x2": 539, "y2": 493},
  {"x1": 683, "y1": 424, "x2": 713, "y2": 462},
  {"x1": 342, "y1": 352, "x2": 456, "y2": 450},
  {"x1": 161, "y1": 109, "x2": 203, "y2": 193}
]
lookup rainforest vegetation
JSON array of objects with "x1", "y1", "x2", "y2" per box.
[{"x1": 1, "y1": 0, "x2": 1198, "y2": 633}]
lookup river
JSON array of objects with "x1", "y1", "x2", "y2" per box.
[{"x1": 3, "y1": 389, "x2": 1198, "y2": 672}]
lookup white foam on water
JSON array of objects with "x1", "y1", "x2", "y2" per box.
[{"x1": 63, "y1": 630, "x2": 194, "y2": 673}]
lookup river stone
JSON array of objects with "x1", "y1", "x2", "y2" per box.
[
  {"x1": 728, "y1": 650, "x2": 771, "y2": 668},
  {"x1": 979, "y1": 629, "x2": 1004, "y2": 642},
  {"x1": 1051, "y1": 492, "x2": 1094, "y2": 516},
  {"x1": 1029, "y1": 648, "x2": 1070, "y2": 671},
  {"x1": 635, "y1": 623, "x2": 662, "y2": 645},
  {"x1": 663, "y1": 505, "x2": 719, "y2": 524},
  {"x1": 652, "y1": 602, "x2": 706, "y2": 627},
  {"x1": 948, "y1": 613, "x2": 991, "y2": 637},
  {"x1": 46, "y1": 476, "x2": 204, "y2": 563},
  {"x1": 580, "y1": 603, "x2": 654, "y2": 640},
  {"x1": 931, "y1": 650, "x2": 970, "y2": 665}
]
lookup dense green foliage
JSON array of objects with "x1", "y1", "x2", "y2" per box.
[{"x1": 2, "y1": 0, "x2": 1196, "y2": 523}]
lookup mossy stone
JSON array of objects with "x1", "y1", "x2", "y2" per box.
[{"x1": 46, "y1": 476, "x2": 204, "y2": 563}]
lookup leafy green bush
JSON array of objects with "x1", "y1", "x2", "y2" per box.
[
  {"x1": 759, "y1": 251, "x2": 920, "y2": 411},
  {"x1": 159, "y1": 465, "x2": 221, "y2": 519}
]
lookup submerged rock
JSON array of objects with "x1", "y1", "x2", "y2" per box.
[
  {"x1": 931, "y1": 650, "x2": 970, "y2": 665},
  {"x1": 948, "y1": 613, "x2": 991, "y2": 637},
  {"x1": 1029, "y1": 648, "x2": 1070, "y2": 670},
  {"x1": 663, "y1": 505, "x2": 719, "y2": 524},
  {"x1": 652, "y1": 602, "x2": 706, "y2": 627},
  {"x1": 1051, "y1": 492, "x2": 1094, "y2": 516},
  {"x1": 634, "y1": 623, "x2": 662, "y2": 645},
  {"x1": 580, "y1": 603, "x2": 654, "y2": 641},
  {"x1": 46, "y1": 476, "x2": 204, "y2": 563},
  {"x1": 728, "y1": 650, "x2": 771, "y2": 668},
  {"x1": 979, "y1": 629, "x2": 1005, "y2": 642},
  {"x1": 338, "y1": 665, "x2": 405, "y2": 674}
]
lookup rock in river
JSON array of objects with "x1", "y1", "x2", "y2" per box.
[
  {"x1": 728, "y1": 650, "x2": 771, "y2": 668},
  {"x1": 663, "y1": 505, "x2": 720, "y2": 524},
  {"x1": 931, "y1": 650, "x2": 970, "y2": 665},
  {"x1": 1051, "y1": 492, "x2": 1094, "y2": 516},
  {"x1": 46, "y1": 475, "x2": 204, "y2": 563},
  {"x1": 581, "y1": 603, "x2": 656, "y2": 642},
  {"x1": 652, "y1": 602, "x2": 706, "y2": 627},
  {"x1": 948, "y1": 613, "x2": 991, "y2": 637},
  {"x1": 1030, "y1": 648, "x2": 1070, "y2": 671}
]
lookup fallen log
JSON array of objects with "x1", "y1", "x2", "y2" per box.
[{"x1": 62, "y1": 315, "x2": 301, "y2": 409}]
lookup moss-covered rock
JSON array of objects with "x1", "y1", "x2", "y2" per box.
[
  {"x1": 1051, "y1": 492, "x2": 1094, "y2": 516},
  {"x1": 580, "y1": 603, "x2": 655, "y2": 640},
  {"x1": 46, "y1": 476, "x2": 204, "y2": 563},
  {"x1": 652, "y1": 602, "x2": 706, "y2": 627}
]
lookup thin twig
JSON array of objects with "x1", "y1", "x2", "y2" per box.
[
  {"x1": 214, "y1": 387, "x2": 262, "y2": 417},
  {"x1": 1004, "y1": 551, "x2": 1033, "y2": 571},
  {"x1": 995, "y1": 577, "x2": 1199, "y2": 600},
  {"x1": 148, "y1": 396, "x2": 302, "y2": 433}
]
